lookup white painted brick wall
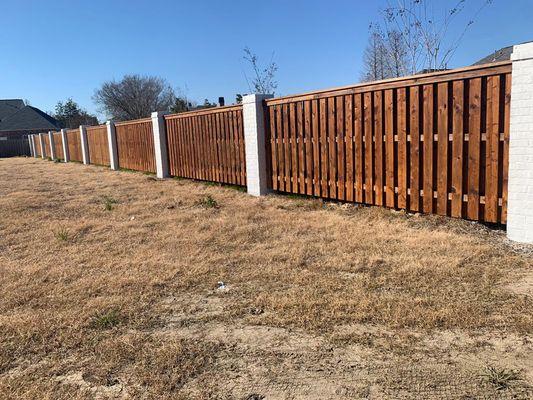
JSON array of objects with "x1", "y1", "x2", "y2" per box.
[
  {"x1": 508, "y1": 42, "x2": 533, "y2": 243},
  {"x1": 243, "y1": 94, "x2": 273, "y2": 196}
]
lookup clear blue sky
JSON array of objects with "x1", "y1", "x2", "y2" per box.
[{"x1": 1, "y1": 0, "x2": 531, "y2": 120}]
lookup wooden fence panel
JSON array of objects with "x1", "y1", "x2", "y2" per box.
[
  {"x1": 265, "y1": 62, "x2": 512, "y2": 223},
  {"x1": 35, "y1": 136, "x2": 42, "y2": 157},
  {"x1": 0, "y1": 138, "x2": 30, "y2": 158},
  {"x1": 53, "y1": 132, "x2": 63, "y2": 160},
  {"x1": 67, "y1": 129, "x2": 83, "y2": 162},
  {"x1": 43, "y1": 135, "x2": 51, "y2": 158},
  {"x1": 165, "y1": 105, "x2": 245, "y2": 185},
  {"x1": 115, "y1": 119, "x2": 155, "y2": 172},
  {"x1": 86, "y1": 125, "x2": 109, "y2": 166}
]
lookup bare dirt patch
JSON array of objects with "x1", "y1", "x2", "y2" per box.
[{"x1": 0, "y1": 157, "x2": 532, "y2": 399}]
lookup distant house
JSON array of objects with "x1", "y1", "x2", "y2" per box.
[
  {"x1": 473, "y1": 45, "x2": 513, "y2": 66},
  {"x1": 0, "y1": 99, "x2": 60, "y2": 140}
]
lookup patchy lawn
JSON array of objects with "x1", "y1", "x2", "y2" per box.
[{"x1": 0, "y1": 157, "x2": 532, "y2": 399}]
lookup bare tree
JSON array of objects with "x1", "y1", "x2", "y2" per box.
[
  {"x1": 362, "y1": 25, "x2": 407, "y2": 81},
  {"x1": 243, "y1": 47, "x2": 278, "y2": 95},
  {"x1": 365, "y1": 0, "x2": 492, "y2": 77},
  {"x1": 93, "y1": 75, "x2": 176, "y2": 121},
  {"x1": 362, "y1": 27, "x2": 388, "y2": 81}
]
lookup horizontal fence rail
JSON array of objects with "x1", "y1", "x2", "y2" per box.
[
  {"x1": 86, "y1": 125, "x2": 109, "y2": 166},
  {"x1": 67, "y1": 129, "x2": 83, "y2": 162},
  {"x1": 115, "y1": 119, "x2": 155, "y2": 172},
  {"x1": 165, "y1": 105, "x2": 246, "y2": 185},
  {"x1": 0, "y1": 138, "x2": 30, "y2": 158},
  {"x1": 265, "y1": 62, "x2": 512, "y2": 223}
]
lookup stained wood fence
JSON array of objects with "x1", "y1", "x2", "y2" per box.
[
  {"x1": 53, "y1": 132, "x2": 64, "y2": 160},
  {"x1": 86, "y1": 125, "x2": 109, "y2": 166},
  {"x1": 115, "y1": 119, "x2": 155, "y2": 172},
  {"x1": 67, "y1": 129, "x2": 83, "y2": 162},
  {"x1": 265, "y1": 62, "x2": 511, "y2": 223},
  {"x1": 0, "y1": 138, "x2": 30, "y2": 158},
  {"x1": 42, "y1": 135, "x2": 51, "y2": 158},
  {"x1": 34, "y1": 136, "x2": 42, "y2": 157},
  {"x1": 165, "y1": 105, "x2": 246, "y2": 185}
]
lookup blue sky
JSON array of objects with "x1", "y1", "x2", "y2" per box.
[{"x1": 1, "y1": 0, "x2": 531, "y2": 120}]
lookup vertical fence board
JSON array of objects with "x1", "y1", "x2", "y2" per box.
[
  {"x1": 409, "y1": 86, "x2": 421, "y2": 212},
  {"x1": 374, "y1": 91, "x2": 384, "y2": 206}
]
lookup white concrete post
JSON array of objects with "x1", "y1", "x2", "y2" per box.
[
  {"x1": 106, "y1": 121, "x2": 119, "y2": 170},
  {"x1": 151, "y1": 111, "x2": 170, "y2": 178},
  {"x1": 61, "y1": 129, "x2": 70, "y2": 162},
  {"x1": 48, "y1": 131, "x2": 56, "y2": 160},
  {"x1": 29, "y1": 135, "x2": 36, "y2": 157},
  {"x1": 80, "y1": 125, "x2": 90, "y2": 165},
  {"x1": 32, "y1": 135, "x2": 38, "y2": 157},
  {"x1": 39, "y1": 133, "x2": 46, "y2": 159},
  {"x1": 507, "y1": 41, "x2": 533, "y2": 243},
  {"x1": 242, "y1": 94, "x2": 274, "y2": 196}
]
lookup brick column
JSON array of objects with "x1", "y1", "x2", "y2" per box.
[
  {"x1": 48, "y1": 131, "x2": 56, "y2": 160},
  {"x1": 507, "y1": 42, "x2": 533, "y2": 243},
  {"x1": 39, "y1": 133, "x2": 46, "y2": 159},
  {"x1": 151, "y1": 111, "x2": 170, "y2": 178},
  {"x1": 80, "y1": 125, "x2": 90, "y2": 165},
  {"x1": 242, "y1": 94, "x2": 273, "y2": 196},
  {"x1": 61, "y1": 129, "x2": 70, "y2": 162},
  {"x1": 106, "y1": 121, "x2": 119, "y2": 170}
]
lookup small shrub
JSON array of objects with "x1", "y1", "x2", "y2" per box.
[
  {"x1": 103, "y1": 195, "x2": 118, "y2": 211},
  {"x1": 195, "y1": 195, "x2": 219, "y2": 209},
  {"x1": 54, "y1": 227, "x2": 70, "y2": 242},
  {"x1": 482, "y1": 366, "x2": 520, "y2": 390},
  {"x1": 91, "y1": 309, "x2": 120, "y2": 330}
]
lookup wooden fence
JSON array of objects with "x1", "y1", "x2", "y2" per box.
[
  {"x1": 165, "y1": 105, "x2": 246, "y2": 185},
  {"x1": 53, "y1": 132, "x2": 63, "y2": 160},
  {"x1": 115, "y1": 119, "x2": 155, "y2": 172},
  {"x1": 86, "y1": 125, "x2": 109, "y2": 166},
  {"x1": 265, "y1": 62, "x2": 511, "y2": 223},
  {"x1": 34, "y1": 136, "x2": 42, "y2": 157},
  {"x1": 43, "y1": 135, "x2": 51, "y2": 158},
  {"x1": 67, "y1": 129, "x2": 83, "y2": 162},
  {"x1": 0, "y1": 138, "x2": 30, "y2": 158}
]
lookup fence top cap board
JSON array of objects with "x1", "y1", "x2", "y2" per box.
[
  {"x1": 114, "y1": 117, "x2": 151, "y2": 126},
  {"x1": 164, "y1": 104, "x2": 243, "y2": 120},
  {"x1": 86, "y1": 124, "x2": 107, "y2": 131},
  {"x1": 266, "y1": 60, "x2": 511, "y2": 106}
]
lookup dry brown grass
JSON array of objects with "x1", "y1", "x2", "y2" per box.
[{"x1": 0, "y1": 157, "x2": 532, "y2": 399}]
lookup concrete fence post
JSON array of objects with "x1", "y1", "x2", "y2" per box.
[
  {"x1": 48, "y1": 131, "x2": 56, "y2": 160},
  {"x1": 507, "y1": 41, "x2": 533, "y2": 243},
  {"x1": 80, "y1": 125, "x2": 90, "y2": 165},
  {"x1": 242, "y1": 93, "x2": 273, "y2": 196},
  {"x1": 39, "y1": 133, "x2": 46, "y2": 159},
  {"x1": 106, "y1": 121, "x2": 119, "y2": 170},
  {"x1": 29, "y1": 134, "x2": 36, "y2": 157},
  {"x1": 151, "y1": 111, "x2": 170, "y2": 179},
  {"x1": 61, "y1": 129, "x2": 70, "y2": 162}
]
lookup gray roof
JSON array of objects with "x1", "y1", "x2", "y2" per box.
[
  {"x1": 473, "y1": 45, "x2": 513, "y2": 65},
  {"x1": 0, "y1": 99, "x2": 25, "y2": 121},
  {"x1": 0, "y1": 105, "x2": 59, "y2": 132}
]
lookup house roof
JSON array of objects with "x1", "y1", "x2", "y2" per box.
[
  {"x1": 473, "y1": 45, "x2": 513, "y2": 65},
  {"x1": 0, "y1": 99, "x2": 25, "y2": 121},
  {"x1": 0, "y1": 105, "x2": 60, "y2": 132}
]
